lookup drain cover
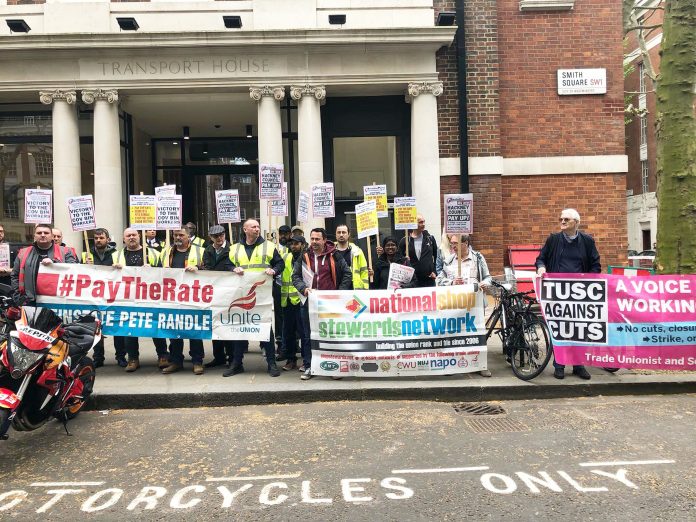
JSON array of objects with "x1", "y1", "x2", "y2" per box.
[
  {"x1": 465, "y1": 417, "x2": 529, "y2": 433},
  {"x1": 452, "y1": 403, "x2": 506, "y2": 416}
]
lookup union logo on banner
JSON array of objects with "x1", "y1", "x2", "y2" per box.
[{"x1": 228, "y1": 280, "x2": 266, "y2": 311}]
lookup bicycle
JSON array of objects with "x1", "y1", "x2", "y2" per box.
[{"x1": 485, "y1": 279, "x2": 553, "y2": 380}]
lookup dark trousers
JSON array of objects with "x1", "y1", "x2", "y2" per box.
[
  {"x1": 153, "y1": 337, "x2": 168, "y2": 359},
  {"x1": 211, "y1": 340, "x2": 234, "y2": 363},
  {"x1": 299, "y1": 304, "x2": 312, "y2": 368},
  {"x1": 92, "y1": 338, "x2": 106, "y2": 364},
  {"x1": 231, "y1": 328, "x2": 275, "y2": 369},
  {"x1": 168, "y1": 339, "x2": 204, "y2": 366},
  {"x1": 553, "y1": 358, "x2": 585, "y2": 371},
  {"x1": 124, "y1": 336, "x2": 168, "y2": 360},
  {"x1": 112, "y1": 336, "x2": 127, "y2": 361},
  {"x1": 281, "y1": 303, "x2": 299, "y2": 363},
  {"x1": 272, "y1": 283, "x2": 283, "y2": 348}
]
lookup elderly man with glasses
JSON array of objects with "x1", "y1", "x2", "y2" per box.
[{"x1": 535, "y1": 208, "x2": 601, "y2": 380}]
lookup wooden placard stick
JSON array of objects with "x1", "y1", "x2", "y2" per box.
[
  {"x1": 83, "y1": 230, "x2": 91, "y2": 262},
  {"x1": 372, "y1": 182, "x2": 381, "y2": 249},
  {"x1": 228, "y1": 223, "x2": 233, "y2": 244},
  {"x1": 457, "y1": 234, "x2": 462, "y2": 278},
  {"x1": 140, "y1": 191, "x2": 147, "y2": 266},
  {"x1": 366, "y1": 235, "x2": 373, "y2": 284}
]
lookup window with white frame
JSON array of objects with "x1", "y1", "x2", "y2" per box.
[
  {"x1": 641, "y1": 160, "x2": 649, "y2": 194},
  {"x1": 640, "y1": 113, "x2": 648, "y2": 146}
]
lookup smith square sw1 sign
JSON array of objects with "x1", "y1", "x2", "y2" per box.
[{"x1": 557, "y1": 68, "x2": 606, "y2": 95}]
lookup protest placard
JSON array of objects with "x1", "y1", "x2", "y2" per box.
[
  {"x1": 215, "y1": 190, "x2": 241, "y2": 224},
  {"x1": 66, "y1": 195, "x2": 96, "y2": 232},
  {"x1": 259, "y1": 163, "x2": 284, "y2": 200},
  {"x1": 0, "y1": 243, "x2": 10, "y2": 270},
  {"x1": 155, "y1": 184, "x2": 177, "y2": 198},
  {"x1": 444, "y1": 193, "x2": 473, "y2": 234},
  {"x1": 393, "y1": 197, "x2": 417, "y2": 230},
  {"x1": 387, "y1": 263, "x2": 415, "y2": 290},
  {"x1": 156, "y1": 195, "x2": 182, "y2": 230},
  {"x1": 297, "y1": 191, "x2": 310, "y2": 223},
  {"x1": 363, "y1": 184, "x2": 388, "y2": 218},
  {"x1": 268, "y1": 182, "x2": 288, "y2": 217},
  {"x1": 312, "y1": 183, "x2": 335, "y2": 218},
  {"x1": 129, "y1": 195, "x2": 157, "y2": 230},
  {"x1": 355, "y1": 200, "x2": 379, "y2": 239},
  {"x1": 24, "y1": 188, "x2": 53, "y2": 224}
]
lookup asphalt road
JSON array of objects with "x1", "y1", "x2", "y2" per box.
[{"x1": 0, "y1": 395, "x2": 694, "y2": 521}]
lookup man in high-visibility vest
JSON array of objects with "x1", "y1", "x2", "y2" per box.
[
  {"x1": 224, "y1": 218, "x2": 284, "y2": 378},
  {"x1": 112, "y1": 227, "x2": 161, "y2": 372},
  {"x1": 11, "y1": 223, "x2": 77, "y2": 305},
  {"x1": 184, "y1": 221, "x2": 206, "y2": 250},
  {"x1": 272, "y1": 224, "x2": 292, "y2": 359},
  {"x1": 160, "y1": 227, "x2": 206, "y2": 375},
  {"x1": 335, "y1": 224, "x2": 372, "y2": 290},
  {"x1": 280, "y1": 235, "x2": 305, "y2": 371}
]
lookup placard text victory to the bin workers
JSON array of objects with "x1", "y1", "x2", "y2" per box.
[
  {"x1": 308, "y1": 285, "x2": 487, "y2": 377},
  {"x1": 35, "y1": 264, "x2": 272, "y2": 341},
  {"x1": 67, "y1": 195, "x2": 96, "y2": 232},
  {"x1": 536, "y1": 273, "x2": 696, "y2": 370}
]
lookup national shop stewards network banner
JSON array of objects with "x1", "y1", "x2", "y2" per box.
[
  {"x1": 36, "y1": 264, "x2": 272, "y2": 341},
  {"x1": 308, "y1": 285, "x2": 487, "y2": 377},
  {"x1": 536, "y1": 273, "x2": 696, "y2": 370}
]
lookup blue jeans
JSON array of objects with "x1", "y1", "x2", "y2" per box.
[
  {"x1": 299, "y1": 304, "x2": 312, "y2": 368},
  {"x1": 168, "y1": 339, "x2": 204, "y2": 365}
]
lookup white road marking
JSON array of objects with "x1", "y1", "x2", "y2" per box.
[
  {"x1": 391, "y1": 466, "x2": 490, "y2": 474},
  {"x1": 205, "y1": 474, "x2": 301, "y2": 482},
  {"x1": 578, "y1": 459, "x2": 675, "y2": 467},
  {"x1": 30, "y1": 482, "x2": 105, "y2": 487}
]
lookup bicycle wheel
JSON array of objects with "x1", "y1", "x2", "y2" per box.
[{"x1": 510, "y1": 319, "x2": 552, "y2": 381}]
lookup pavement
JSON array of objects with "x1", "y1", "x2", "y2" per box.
[{"x1": 87, "y1": 336, "x2": 696, "y2": 410}]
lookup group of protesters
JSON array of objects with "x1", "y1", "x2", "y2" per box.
[{"x1": 5, "y1": 206, "x2": 600, "y2": 381}]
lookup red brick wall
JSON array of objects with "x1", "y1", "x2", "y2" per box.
[
  {"x1": 502, "y1": 174, "x2": 628, "y2": 269},
  {"x1": 497, "y1": 0, "x2": 625, "y2": 157},
  {"x1": 434, "y1": 0, "x2": 500, "y2": 157}
]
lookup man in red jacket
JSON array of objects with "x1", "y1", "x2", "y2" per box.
[{"x1": 292, "y1": 228, "x2": 352, "y2": 380}]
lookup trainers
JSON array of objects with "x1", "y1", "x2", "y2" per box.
[
  {"x1": 300, "y1": 368, "x2": 313, "y2": 380},
  {"x1": 572, "y1": 366, "x2": 591, "y2": 380},
  {"x1": 116, "y1": 357, "x2": 128, "y2": 368},
  {"x1": 268, "y1": 364, "x2": 281, "y2": 378},
  {"x1": 204, "y1": 359, "x2": 226, "y2": 368},
  {"x1": 193, "y1": 364, "x2": 204, "y2": 375},
  {"x1": 298, "y1": 365, "x2": 306, "y2": 372},
  {"x1": 223, "y1": 365, "x2": 244, "y2": 377},
  {"x1": 479, "y1": 369, "x2": 492, "y2": 377},
  {"x1": 282, "y1": 361, "x2": 297, "y2": 371},
  {"x1": 125, "y1": 359, "x2": 140, "y2": 372},
  {"x1": 553, "y1": 367, "x2": 565, "y2": 379},
  {"x1": 161, "y1": 363, "x2": 182, "y2": 374},
  {"x1": 94, "y1": 360, "x2": 104, "y2": 369},
  {"x1": 157, "y1": 357, "x2": 169, "y2": 369}
]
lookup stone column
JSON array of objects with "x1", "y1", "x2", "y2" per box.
[
  {"x1": 39, "y1": 89, "x2": 82, "y2": 253},
  {"x1": 290, "y1": 84, "x2": 326, "y2": 231},
  {"x1": 82, "y1": 89, "x2": 123, "y2": 244},
  {"x1": 250, "y1": 86, "x2": 285, "y2": 236},
  {"x1": 408, "y1": 81, "x2": 443, "y2": 238}
]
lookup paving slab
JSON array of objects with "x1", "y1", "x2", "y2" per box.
[{"x1": 86, "y1": 337, "x2": 696, "y2": 410}]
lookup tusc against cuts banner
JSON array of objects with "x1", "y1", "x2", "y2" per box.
[
  {"x1": 536, "y1": 273, "x2": 696, "y2": 370},
  {"x1": 309, "y1": 285, "x2": 487, "y2": 377},
  {"x1": 35, "y1": 264, "x2": 272, "y2": 341}
]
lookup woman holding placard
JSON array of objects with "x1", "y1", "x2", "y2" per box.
[{"x1": 372, "y1": 236, "x2": 413, "y2": 290}]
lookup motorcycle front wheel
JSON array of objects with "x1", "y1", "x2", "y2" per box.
[{"x1": 0, "y1": 408, "x2": 11, "y2": 438}]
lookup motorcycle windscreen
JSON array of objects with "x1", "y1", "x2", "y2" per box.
[{"x1": 17, "y1": 306, "x2": 62, "y2": 351}]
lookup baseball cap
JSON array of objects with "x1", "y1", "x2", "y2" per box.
[
  {"x1": 208, "y1": 224, "x2": 225, "y2": 236},
  {"x1": 279, "y1": 225, "x2": 291, "y2": 233},
  {"x1": 288, "y1": 235, "x2": 305, "y2": 244}
]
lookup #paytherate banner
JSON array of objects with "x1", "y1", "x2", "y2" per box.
[
  {"x1": 536, "y1": 273, "x2": 696, "y2": 370},
  {"x1": 36, "y1": 264, "x2": 272, "y2": 341},
  {"x1": 309, "y1": 285, "x2": 487, "y2": 377}
]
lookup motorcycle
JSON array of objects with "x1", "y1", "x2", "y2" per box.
[{"x1": 0, "y1": 288, "x2": 101, "y2": 440}]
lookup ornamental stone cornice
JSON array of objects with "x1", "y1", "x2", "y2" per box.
[
  {"x1": 407, "y1": 81, "x2": 444, "y2": 98},
  {"x1": 81, "y1": 88, "x2": 119, "y2": 104},
  {"x1": 39, "y1": 89, "x2": 77, "y2": 105},
  {"x1": 249, "y1": 86, "x2": 286, "y2": 102},
  {"x1": 290, "y1": 84, "x2": 326, "y2": 101}
]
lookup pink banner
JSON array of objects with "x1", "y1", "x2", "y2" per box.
[{"x1": 536, "y1": 273, "x2": 696, "y2": 370}]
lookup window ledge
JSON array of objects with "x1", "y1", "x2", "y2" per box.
[{"x1": 519, "y1": 0, "x2": 575, "y2": 11}]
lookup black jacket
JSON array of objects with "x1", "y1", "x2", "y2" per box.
[
  {"x1": 398, "y1": 230, "x2": 437, "y2": 284},
  {"x1": 203, "y1": 241, "x2": 233, "y2": 271},
  {"x1": 535, "y1": 231, "x2": 601, "y2": 273},
  {"x1": 372, "y1": 253, "x2": 414, "y2": 290}
]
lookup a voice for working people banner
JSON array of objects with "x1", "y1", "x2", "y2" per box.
[
  {"x1": 35, "y1": 264, "x2": 272, "y2": 341},
  {"x1": 309, "y1": 285, "x2": 487, "y2": 377},
  {"x1": 536, "y1": 273, "x2": 696, "y2": 370}
]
